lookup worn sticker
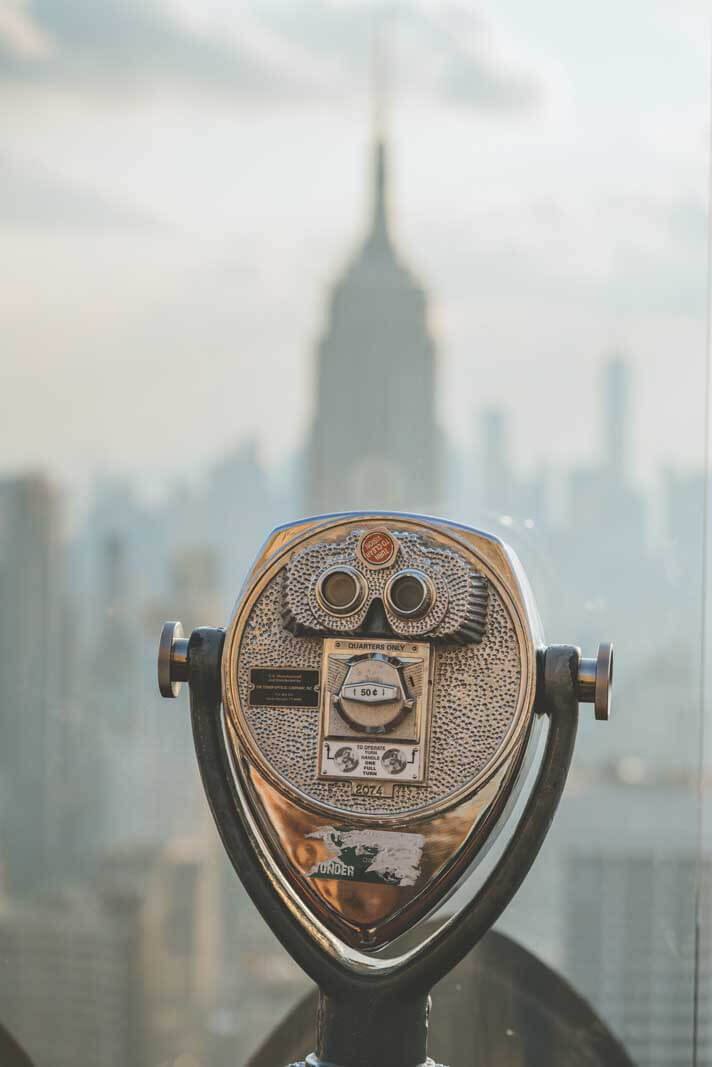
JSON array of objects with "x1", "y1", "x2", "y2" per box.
[{"x1": 306, "y1": 825, "x2": 424, "y2": 887}]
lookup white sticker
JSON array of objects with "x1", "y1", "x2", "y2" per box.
[{"x1": 306, "y1": 825, "x2": 425, "y2": 887}]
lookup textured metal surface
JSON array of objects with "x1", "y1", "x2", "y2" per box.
[
  {"x1": 282, "y1": 528, "x2": 489, "y2": 643},
  {"x1": 236, "y1": 568, "x2": 522, "y2": 816}
]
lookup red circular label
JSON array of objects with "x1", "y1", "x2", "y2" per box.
[{"x1": 359, "y1": 530, "x2": 397, "y2": 567}]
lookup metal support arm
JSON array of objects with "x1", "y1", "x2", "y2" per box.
[{"x1": 188, "y1": 629, "x2": 580, "y2": 1067}]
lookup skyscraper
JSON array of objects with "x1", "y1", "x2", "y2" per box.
[
  {"x1": 307, "y1": 130, "x2": 441, "y2": 515},
  {"x1": 0, "y1": 474, "x2": 67, "y2": 893},
  {"x1": 565, "y1": 849, "x2": 703, "y2": 1067},
  {"x1": 0, "y1": 882, "x2": 147, "y2": 1067},
  {"x1": 602, "y1": 356, "x2": 630, "y2": 482}
]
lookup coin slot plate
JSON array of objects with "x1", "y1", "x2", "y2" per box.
[{"x1": 317, "y1": 636, "x2": 432, "y2": 786}]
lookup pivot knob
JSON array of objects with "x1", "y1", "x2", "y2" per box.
[
  {"x1": 576, "y1": 642, "x2": 613, "y2": 721},
  {"x1": 157, "y1": 621, "x2": 189, "y2": 698}
]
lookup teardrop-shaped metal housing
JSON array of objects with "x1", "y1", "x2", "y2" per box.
[{"x1": 220, "y1": 513, "x2": 541, "y2": 955}]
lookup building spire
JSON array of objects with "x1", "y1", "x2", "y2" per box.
[
  {"x1": 369, "y1": 19, "x2": 391, "y2": 244},
  {"x1": 372, "y1": 137, "x2": 389, "y2": 239}
]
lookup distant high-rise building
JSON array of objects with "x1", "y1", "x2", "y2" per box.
[
  {"x1": 0, "y1": 474, "x2": 68, "y2": 893},
  {"x1": 565, "y1": 850, "x2": 705, "y2": 1067},
  {"x1": 90, "y1": 533, "x2": 138, "y2": 737},
  {"x1": 482, "y1": 409, "x2": 512, "y2": 514},
  {"x1": 569, "y1": 355, "x2": 644, "y2": 545},
  {"x1": 0, "y1": 879, "x2": 148, "y2": 1067},
  {"x1": 74, "y1": 531, "x2": 144, "y2": 863},
  {"x1": 0, "y1": 836, "x2": 232, "y2": 1067},
  {"x1": 602, "y1": 356, "x2": 631, "y2": 481},
  {"x1": 307, "y1": 130, "x2": 441, "y2": 514},
  {"x1": 663, "y1": 467, "x2": 705, "y2": 589},
  {"x1": 140, "y1": 837, "x2": 220, "y2": 1064},
  {"x1": 471, "y1": 407, "x2": 548, "y2": 527},
  {"x1": 563, "y1": 356, "x2": 648, "y2": 648}
]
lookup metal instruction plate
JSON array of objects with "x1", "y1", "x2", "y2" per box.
[{"x1": 317, "y1": 636, "x2": 432, "y2": 786}]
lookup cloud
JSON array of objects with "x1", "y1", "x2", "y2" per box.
[
  {"x1": 0, "y1": 152, "x2": 161, "y2": 229},
  {"x1": 0, "y1": 0, "x2": 542, "y2": 112},
  {"x1": 607, "y1": 193, "x2": 708, "y2": 250},
  {"x1": 0, "y1": 0, "x2": 54, "y2": 59},
  {"x1": 443, "y1": 47, "x2": 539, "y2": 110},
  {"x1": 254, "y1": 2, "x2": 542, "y2": 111},
  {"x1": 393, "y1": 4, "x2": 541, "y2": 111},
  {"x1": 0, "y1": 0, "x2": 289, "y2": 96}
]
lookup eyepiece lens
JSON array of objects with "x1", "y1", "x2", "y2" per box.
[
  {"x1": 317, "y1": 567, "x2": 365, "y2": 615},
  {"x1": 389, "y1": 573, "x2": 429, "y2": 617},
  {"x1": 322, "y1": 571, "x2": 357, "y2": 609}
]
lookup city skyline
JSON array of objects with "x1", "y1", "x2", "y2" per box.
[{"x1": 0, "y1": 5, "x2": 709, "y2": 1065}]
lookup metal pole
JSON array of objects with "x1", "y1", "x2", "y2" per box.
[{"x1": 311, "y1": 990, "x2": 433, "y2": 1067}]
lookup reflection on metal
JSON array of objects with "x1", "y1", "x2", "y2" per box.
[
  {"x1": 156, "y1": 511, "x2": 615, "y2": 1067},
  {"x1": 576, "y1": 642, "x2": 613, "y2": 720},
  {"x1": 157, "y1": 620, "x2": 188, "y2": 698}
]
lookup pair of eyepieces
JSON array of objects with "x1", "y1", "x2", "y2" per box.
[{"x1": 316, "y1": 566, "x2": 433, "y2": 620}]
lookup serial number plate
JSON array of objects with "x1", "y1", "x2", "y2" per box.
[{"x1": 351, "y1": 781, "x2": 395, "y2": 798}]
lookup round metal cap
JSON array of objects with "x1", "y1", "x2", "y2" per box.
[
  {"x1": 594, "y1": 642, "x2": 613, "y2": 721},
  {"x1": 158, "y1": 620, "x2": 184, "y2": 698}
]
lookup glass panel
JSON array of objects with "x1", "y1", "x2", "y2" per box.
[{"x1": 0, "y1": 3, "x2": 708, "y2": 1066}]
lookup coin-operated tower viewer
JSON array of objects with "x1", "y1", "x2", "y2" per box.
[{"x1": 158, "y1": 512, "x2": 613, "y2": 1067}]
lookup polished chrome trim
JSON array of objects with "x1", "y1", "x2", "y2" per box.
[
  {"x1": 315, "y1": 565, "x2": 368, "y2": 617},
  {"x1": 157, "y1": 620, "x2": 187, "y2": 698},
  {"x1": 577, "y1": 642, "x2": 613, "y2": 721},
  {"x1": 383, "y1": 568, "x2": 435, "y2": 619}
]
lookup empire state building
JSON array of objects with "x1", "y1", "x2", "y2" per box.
[{"x1": 307, "y1": 131, "x2": 441, "y2": 515}]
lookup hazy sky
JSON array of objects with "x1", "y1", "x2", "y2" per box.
[{"x1": 1, "y1": 0, "x2": 710, "y2": 496}]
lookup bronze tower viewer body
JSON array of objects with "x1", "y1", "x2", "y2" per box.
[{"x1": 158, "y1": 512, "x2": 613, "y2": 1067}]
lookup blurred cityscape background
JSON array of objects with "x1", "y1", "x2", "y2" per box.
[{"x1": 0, "y1": 3, "x2": 710, "y2": 1066}]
